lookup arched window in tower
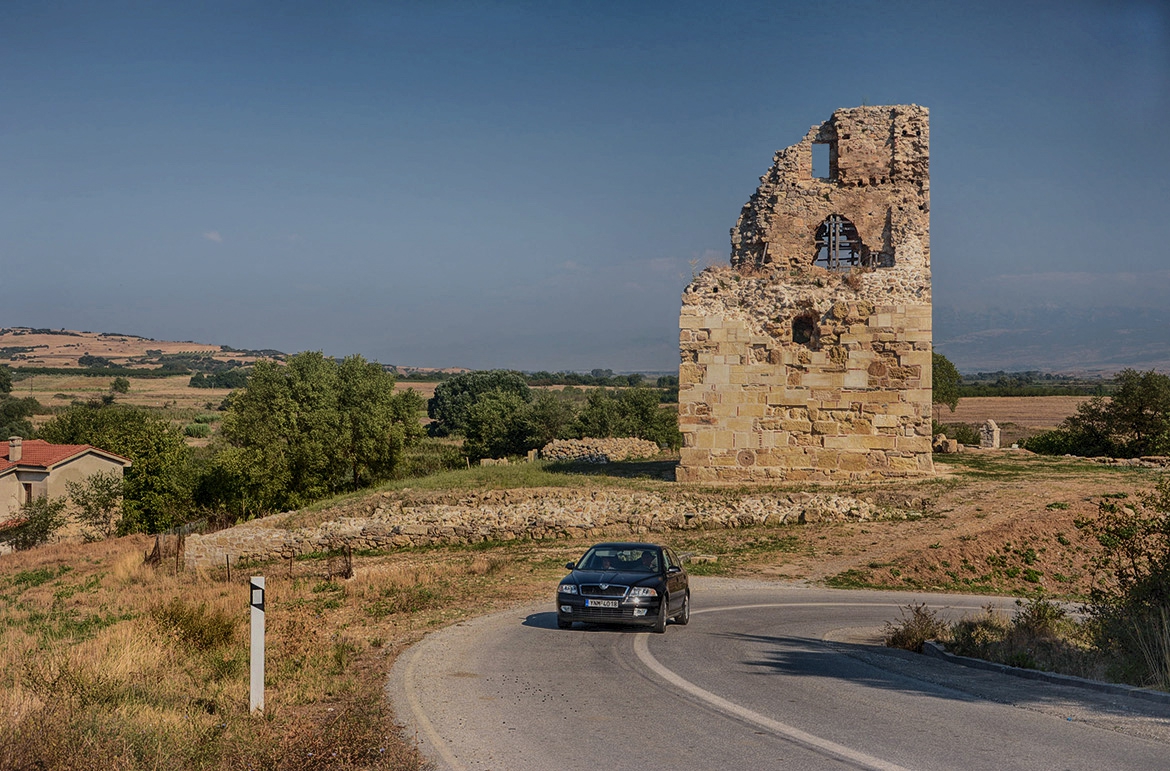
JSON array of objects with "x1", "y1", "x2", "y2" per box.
[{"x1": 813, "y1": 214, "x2": 870, "y2": 272}]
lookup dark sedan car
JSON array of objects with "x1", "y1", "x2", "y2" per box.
[{"x1": 555, "y1": 542, "x2": 690, "y2": 633}]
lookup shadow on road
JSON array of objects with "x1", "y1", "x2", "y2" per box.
[
  {"x1": 717, "y1": 631, "x2": 1170, "y2": 721},
  {"x1": 522, "y1": 611, "x2": 658, "y2": 634}
]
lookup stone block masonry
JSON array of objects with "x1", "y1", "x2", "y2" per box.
[{"x1": 678, "y1": 105, "x2": 933, "y2": 483}]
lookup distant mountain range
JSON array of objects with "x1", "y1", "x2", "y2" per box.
[{"x1": 935, "y1": 306, "x2": 1170, "y2": 375}]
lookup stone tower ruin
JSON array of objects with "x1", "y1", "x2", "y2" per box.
[{"x1": 677, "y1": 105, "x2": 933, "y2": 483}]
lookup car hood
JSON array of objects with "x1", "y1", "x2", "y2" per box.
[{"x1": 566, "y1": 569, "x2": 660, "y2": 587}]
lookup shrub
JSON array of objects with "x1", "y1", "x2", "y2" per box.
[
  {"x1": 950, "y1": 604, "x2": 1013, "y2": 657},
  {"x1": 0, "y1": 496, "x2": 67, "y2": 551},
  {"x1": 1025, "y1": 369, "x2": 1170, "y2": 458},
  {"x1": 110, "y1": 376, "x2": 130, "y2": 394},
  {"x1": 1021, "y1": 428, "x2": 1082, "y2": 456},
  {"x1": 883, "y1": 603, "x2": 950, "y2": 652},
  {"x1": 1078, "y1": 478, "x2": 1170, "y2": 686},
  {"x1": 183, "y1": 423, "x2": 211, "y2": 438},
  {"x1": 395, "y1": 438, "x2": 465, "y2": 478},
  {"x1": 150, "y1": 597, "x2": 237, "y2": 651},
  {"x1": 66, "y1": 471, "x2": 124, "y2": 540},
  {"x1": 932, "y1": 420, "x2": 980, "y2": 446}
]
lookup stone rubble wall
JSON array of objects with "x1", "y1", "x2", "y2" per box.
[
  {"x1": 1091, "y1": 456, "x2": 1170, "y2": 468},
  {"x1": 541, "y1": 438, "x2": 662, "y2": 463},
  {"x1": 182, "y1": 488, "x2": 917, "y2": 569}
]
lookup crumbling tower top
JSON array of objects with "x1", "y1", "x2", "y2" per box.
[{"x1": 730, "y1": 104, "x2": 929, "y2": 274}]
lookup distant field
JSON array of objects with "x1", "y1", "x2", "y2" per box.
[
  {"x1": 942, "y1": 395, "x2": 1089, "y2": 428},
  {"x1": 11, "y1": 373, "x2": 232, "y2": 412},
  {"x1": 394, "y1": 380, "x2": 438, "y2": 400},
  {"x1": 937, "y1": 395, "x2": 1090, "y2": 444},
  {"x1": 0, "y1": 328, "x2": 260, "y2": 368}
]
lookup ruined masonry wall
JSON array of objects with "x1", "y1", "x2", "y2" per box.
[
  {"x1": 678, "y1": 105, "x2": 933, "y2": 483},
  {"x1": 183, "y1": 488, "x2": 912, "y2": 568}
]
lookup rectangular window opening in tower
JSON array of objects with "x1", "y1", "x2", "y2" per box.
[{"x1": 812, "y1": 143, "x2": 832, "y2": 180}]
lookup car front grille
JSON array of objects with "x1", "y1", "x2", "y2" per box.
[
  {"x1": 576, "y1": 606, "x2": 631, "y2": 620},
  {"x1": 580, "y1": 584, "x2": 629, "y2": 597}
]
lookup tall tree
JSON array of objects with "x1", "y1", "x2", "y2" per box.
[
  {"x1": 215, "y1": 352, "x2": 421, "y2": 514},
  {"x1": 39, "y1": 404, "x2": 191, "y2": 533},
  {"x1": 931, "y1": 352, "x2": 962, "y2": 413},
  {"x1": 337, "y1": 354, "x2": 407, "y2": 490},
  {"x1": 427, "y1": 370, "x2": 531, "y2": 436}
]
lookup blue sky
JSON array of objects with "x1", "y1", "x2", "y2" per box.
[{"x1": 2, "y1": 1, "x2": 1168, "y2": 372}]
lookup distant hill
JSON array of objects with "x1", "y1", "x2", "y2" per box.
[
  {"x1": 935, "y1": 306, "x2": 1170, "y2": 375},
  {"x1": 0, "y1": 327, "x2": 283, "y2": 371}
]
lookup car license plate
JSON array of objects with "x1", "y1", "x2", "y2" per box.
[{"x1": 585, "y1": 599, "x2": 618, "y2": 608}]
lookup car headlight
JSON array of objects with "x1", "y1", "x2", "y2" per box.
[
  {"x1": 627, "y1": 586, "x2": 658, "y2": 597},
  {"x1": 558, "y1": 584, "x2": 578, "y2": 595}
]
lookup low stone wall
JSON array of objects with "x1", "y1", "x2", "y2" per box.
[
  {"x1": 182, "y1": 487, "x2": 922, "y2": 569},
  {"x1": 1090, "y1": 455, "x2": 1170, "y2": 468},
  {"x1": 541, "y1": 438, "x2": 662, "y2": 463}
]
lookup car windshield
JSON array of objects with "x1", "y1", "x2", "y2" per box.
[{"x1": 578, "y1": 547, "x2": 660, "y2": 573}]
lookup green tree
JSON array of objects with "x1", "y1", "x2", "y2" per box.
[
  {"x1": 1097, "y1": 369, "x2": 1170, "y2": 456},
  {"x1": 110, "y1": 376, "x2": 131, "y2": 394},
  {"x1": 39, "y1": 404, "x2": 192, "y2": 533},
  {"x1": 462, "y1": 391, "x2": 533, "y2": 460},
  {"x1": 527, "y1": 391, "x2": 578, "y2": 447},
  {"x1": 212, "y1": 352, "x2": 421, "y2": 514},
  {"x1": 1026, "y1": 369, "x2": 1170, "y2": 458},
  {"x1": 389, "y1": 387, "x2": 427, "y2": 444},
  {"x1": 577, "y1": 389, "x2": 623, "y2": 438},
  {"x1": 576, "y1": 387, "x2": 681, "y2": 449},
  {"x1": 932, "y1": 352, "x2": 961, "y2": 413},
  {"x1": 66, "y1": 471, "x2": 125, "y2": 540},
  {"x1": 0, "y1": 496, "x2": 67, "y2": 551},
  {"x1": 0, "y1": 365, "x2": 11, "y2": 395},
  {"x1": 427, "y1": 370, "x2": 531, "y2": 436},
  {"x1": 216, "y1": 354, "x2": 336, "y2": 512},
  {"x1": 0, "y1": 396, "x2": 37, "y2": 439},
  {"x1": 337, "y1": 355, "x2": 408, "y2": 490}
]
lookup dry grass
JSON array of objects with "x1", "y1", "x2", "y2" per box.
[
  {"x1": 940, "y1": 396, "x2": 1091, "y2": 429},
  {"x1": 0, "y1": 534, "x2": 581, "y2": 770}
]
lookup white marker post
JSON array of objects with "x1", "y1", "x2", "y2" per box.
[{"x1": 249, "y1": 576, "x2": 265, "y2": 714}]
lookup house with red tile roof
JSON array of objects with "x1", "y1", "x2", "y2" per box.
[{"x1": 1, "y1": 437, "x2": 132, "y2": 521}]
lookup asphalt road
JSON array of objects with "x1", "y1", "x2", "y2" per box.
[{"x1": 387, "y1": 579, "x2": 1170, "y2": 770}]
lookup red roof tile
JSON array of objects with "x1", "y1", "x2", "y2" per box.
[{"x1": 0, "y1": 439, "x2": 132, "y2": 474}]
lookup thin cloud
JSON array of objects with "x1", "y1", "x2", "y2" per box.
[{"x1": 202, "y1": 231, "x2": 223, "y2": 243}]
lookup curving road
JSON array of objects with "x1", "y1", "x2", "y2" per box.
[{"x1": 388, "y1": 579, "x2": 1170, "y2": 770}]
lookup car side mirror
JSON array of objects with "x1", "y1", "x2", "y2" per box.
[
  {"x1": 667, "y1": 565, "x2": 682, "y2": 575},
  {"x1": 565, "y1": 562, "x2": 575, "y2": 570}
]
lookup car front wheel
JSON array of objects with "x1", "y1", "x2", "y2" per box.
[
  {"x1": 652, "y1": 597, "x2": 667, "y2": 634},
  {"x1": 557, "y1": 617, "x2": 572, "y2": 630}
]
